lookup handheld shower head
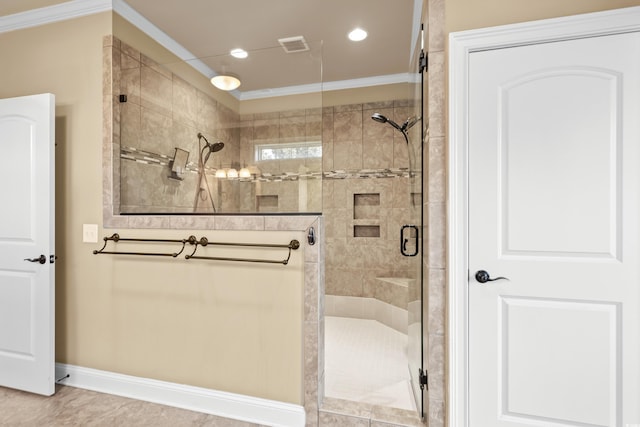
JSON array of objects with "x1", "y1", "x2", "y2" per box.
[
  {"x1": 198, "y1": 133, "x2": 225, "y2": 164},
  {"x1": 371, "y1": 113, "x2": 402, "y2": 131},
  {"x1": 371, "y1": 112, "x2": 387, "y2": 123}
]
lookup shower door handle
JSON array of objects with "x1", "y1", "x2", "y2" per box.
[{"x1": 400, "y1": 225, "x2": 419, "y2": 257}]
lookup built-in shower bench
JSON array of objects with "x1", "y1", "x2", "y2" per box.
[{"x1": 325, "y1": 277, "x2": 414, "y2": 334}]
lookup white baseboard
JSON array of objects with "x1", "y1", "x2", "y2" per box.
[{"x1": 55, "y1": 363, "x2": 305, "y2": 427}]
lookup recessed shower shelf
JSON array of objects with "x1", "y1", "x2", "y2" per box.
[
  {"x1": 354, "y1": 225, "x2": 380, "y2": 238},
  {"x1": 93, "y1": 233, "x2": 300, "y2": 265}
]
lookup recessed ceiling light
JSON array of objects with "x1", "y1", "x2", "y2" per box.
[
  {"x1": 348, "y1": 28, "x2": 367, "y2": 42},
  {"x1": 230, "y1": 48, "x2": 248, "y2": 59}
]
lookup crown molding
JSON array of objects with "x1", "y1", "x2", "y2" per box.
[
  {"x1": 112, "y1": 0, "x2": 217, "y2": 84},
  {"x1": 240, "y1": 73, "x2": 411, "y2": 101},
  {"x1": 0, "y1": 0, "x2": 111, "y2": 34}
]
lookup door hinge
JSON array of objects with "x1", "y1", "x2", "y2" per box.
[
  {"x1": 419, "y1": 368, "x2": 428, "y2": 390},
  {"x1": 419, "y1": 50, "x2": 428, "y2": 74}
]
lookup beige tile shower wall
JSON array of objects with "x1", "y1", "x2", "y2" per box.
[
  {"x1": 114, "y1": 39, "x2": 241, "y2": 213},
  {"x1": 240, "y1": 99, "x2": 415, "y2": 306},
  {"x1": 239, "y1": 109, "x2": 323, "y2": 213},
  {"x1": 326, "y1": 101, "x2": 410, "y2": 171},
  {"x1": 322, "y1": 100, "x2": 412, "y2": 172},
  {"x1": 321, "y1": 100, "x2": 415, "y2": 308},
  {"x1": 324, "y1": 178, "x2": 413, "y2": 307}
]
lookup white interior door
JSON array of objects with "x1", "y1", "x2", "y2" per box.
[
  {"x1": 0, "y1": 93, "x2": 55, "y2": 396},
  {"x1": 468, "y1": 32, "x2": 640, "y2": 426}
]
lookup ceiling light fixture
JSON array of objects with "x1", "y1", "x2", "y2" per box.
[
  {"x1": 348, "y1": 28, "x2": 367, "y2": 42},
  {"x1": 210, "y1": 74, "x2": 241, "y2": 91},
  {"x1": 230, "y1": 48, "x2": 248, "y2": 59}
]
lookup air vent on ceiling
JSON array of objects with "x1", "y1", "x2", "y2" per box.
[{"x1": 278, "y1": 36, "x2": 309, "y2": 53}]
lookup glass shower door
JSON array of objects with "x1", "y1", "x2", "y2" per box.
[{"x1": 405, "y1": 36, "x2": 426, "y2": 418}]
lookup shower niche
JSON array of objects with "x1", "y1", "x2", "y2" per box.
[{"x1": 353, "y1": 193, "x2": 381, "y2": 237}]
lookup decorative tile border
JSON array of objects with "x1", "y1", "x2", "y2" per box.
[{"x1": 120, "y1": 145, "x2": 410, "y2": 183}]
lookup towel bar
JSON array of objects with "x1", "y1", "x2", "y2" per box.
[
  {"x1": 92, "y1": 233, "x2": 189, "y2": 257},
  {"x1": 92, "y1": 234, "x2": 300, "y2": 265},
  {"x1": 185, "y1": 238, "x2": 300, "y2": 265}
]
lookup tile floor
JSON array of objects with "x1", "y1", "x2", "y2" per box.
[
  {"x1": 324, "y1": 316, "x2": 416, "y2": 412},
  {"x1": 0, "y1": 384, "x2": 264, "y2": 426}
]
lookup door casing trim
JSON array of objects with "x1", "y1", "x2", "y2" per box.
[{"x1": 448, "y1": 6, "x2": 640, "y2": 426}]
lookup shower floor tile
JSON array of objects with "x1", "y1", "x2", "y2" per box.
[{"x1": 324, "y1": 316, "x2": 416, "y2": 412}]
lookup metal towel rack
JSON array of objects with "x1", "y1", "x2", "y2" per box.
[
  {"x1": 185, "y1": 237, "x2": 300, "y2": 265},
  {"x1": 93, "y1": 233, "x2": 190, "y2": 257},
  {"x1": 92, "y1": 233, "x2": 300, "y2": 265}
]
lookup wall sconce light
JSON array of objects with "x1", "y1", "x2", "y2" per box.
[
  {"x1": 239, "y1": 167, "x2": 251, "y2": 178},
  {"x1": 210, "y1": 74, "x2": 241, "y2": 91},
  {"x1": 168, "y1": 148, "x2": 189, "y2": 180},
  {"x1": 214, "y1": 166, "x2": 242, "y2": 179}
]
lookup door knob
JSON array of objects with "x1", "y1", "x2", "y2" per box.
[
  {"x1": 24, "y1": 254, "x2": 46, "y2": 264},
  {"x1": 475, "y1": 270, "x2": 508, "y2": 283}
]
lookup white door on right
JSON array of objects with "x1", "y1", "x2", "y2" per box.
[{"x1": 468, "y1": 32, "x2": 640, "y2": 426}]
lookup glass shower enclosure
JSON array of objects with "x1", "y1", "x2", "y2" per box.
[{"x1": 405, "y1": 38, "x2": 426, "y2": 417}]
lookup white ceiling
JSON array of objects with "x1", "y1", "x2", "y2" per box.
[
  {"x1": 122, "y1": 0, "x2": 420, "y2": 97},
  {"x1": 0, "y1": 0, "x2": 421, "y2": 98}
]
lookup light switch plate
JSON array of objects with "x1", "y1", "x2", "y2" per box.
[{"x1": 82, "y1": 224, "x2": 98, "y2": 243}]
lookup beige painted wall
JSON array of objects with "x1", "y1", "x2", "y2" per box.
[
  {"x1": 446, "y1": 0, "x2": 640, "y2": 32},
  {"x1": 0, "y1": 12, "x2": 303, "y2": 404}
]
